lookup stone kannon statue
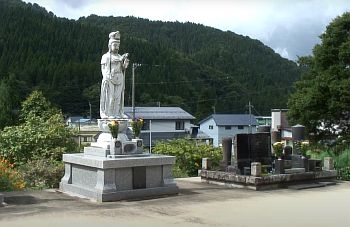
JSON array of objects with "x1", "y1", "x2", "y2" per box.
[{"x1": 100, "y1": 31, "x2": 129, "y2": 119}]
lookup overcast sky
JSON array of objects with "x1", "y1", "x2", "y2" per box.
[{"x1": 24, "y1": 0, "x2": 350, "y2": 61}]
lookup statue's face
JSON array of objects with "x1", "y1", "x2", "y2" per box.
[{"x1": 110, "y1": 41, "x2": 120, "y2": 52}]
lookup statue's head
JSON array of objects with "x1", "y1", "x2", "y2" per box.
[{"x1": 108, "y1": 31, "x2": 120, "y2": 52}]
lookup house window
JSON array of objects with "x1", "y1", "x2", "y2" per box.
[
  {"x1": 142, "y1": 120, "x2": 150, "y2": 130},
  {"x1": 209, "y1": 125, "x2": 213, "y2": 130},
  {"x1": 175, "y1": 121, "x2": 185, "y2": 130},
  {"x1": 225, "y1": 126, "x2": 231, "y2": 130},
  {"x1": 83, "y1": 136, "x2": 92, "y2": 142},
  {"x1": 238, "y1": 125, "x2": 244, "y2": 130}
]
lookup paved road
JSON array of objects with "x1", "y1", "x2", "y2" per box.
[{"x1": 0, "y1": 178, "x2": 349, "y2": 227}]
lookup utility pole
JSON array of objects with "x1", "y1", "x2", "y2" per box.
[
  {"x1": 248, "y1": 101, "x2": 253, "y2": 134},
  {"x1": 88, "y1": 101, "x2": 92, "y2": 123},
  {"x1": 132, "y1": 63, "x2": 141, "y2": 120}
]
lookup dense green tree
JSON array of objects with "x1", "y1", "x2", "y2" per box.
[
  {"x1": 288, "y1": 12, "x2": 350, "y2": 138},
  {"x1": 0, "y1": 90, "x2": 77, "y2": 165},
  {"x1": 0, "y1": 74, "x2": 26, "y2": 129},
  {"x1": 0, "y1": 79, "x2": 15, "y2": 129}
]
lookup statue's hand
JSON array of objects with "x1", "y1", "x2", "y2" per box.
[{"x1": 123, "y1": 54, "x2": 129, "y2": 68}]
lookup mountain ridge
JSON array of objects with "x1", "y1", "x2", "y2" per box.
[{"x1": 0, "y1": 0, "x2": 300, "y2": 122}]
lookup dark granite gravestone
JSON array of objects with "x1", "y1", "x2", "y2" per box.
[
  {"x1": 233, "y1": 133, "x2": 272, "y2": 173},
  {"x1": 284, "y1": 146, "x2": 293, "y2": 160}
]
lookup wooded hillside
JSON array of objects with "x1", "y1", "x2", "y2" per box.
[{"x1": 0, "y1": 0, "x2": 300, "y2": 126}]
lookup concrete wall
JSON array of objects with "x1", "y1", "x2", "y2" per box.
[
  {"x1": 140, "y1": 119, "x2": 191, "y2": 147},
  {"x1": 200, "y1": 118, "x2": 219, "y2": 147},
  {"x1": 141, "y1": 120, "x2": 191, "y2": 133},
  {"x1": 271, "y1": 111, "x2": 281, "y2": 131}
]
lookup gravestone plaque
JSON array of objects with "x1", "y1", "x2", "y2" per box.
[
  {"x1": 133, "y1": 166, "x2": 146, "y2": 189},
  {"x1": 233, "y1": 133, "x2": 272, "y2": 173},
  {"x1": 291, "y1": 154, "x2": 303, "y2": 168}
]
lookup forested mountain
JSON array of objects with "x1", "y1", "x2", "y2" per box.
[{"x1": 0, "y1": 0, "x2": 300, "y2": 126}]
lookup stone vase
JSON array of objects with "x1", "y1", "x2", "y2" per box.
[
  {"x1": 110, "y1": 138, "x2": 122, "y2": 155},
  {"x1": 301, "y1": 156, "x2": 309, "y2": 172},
  {"x1": 274, "y1": 158, "x2": 285, "y2": 174}
]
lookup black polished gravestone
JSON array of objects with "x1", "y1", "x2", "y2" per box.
[{"x1": 233, "y1": 133, "x2": 272, "y2": 173}]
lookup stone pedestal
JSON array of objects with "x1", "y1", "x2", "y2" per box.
[
  {"x1": 323, "y1": 157, "x2": 334, "y2": 170},
  {"x1": 251, "y1": 162, "x2": 261, "y2": 177},
  {"x1": 202, "y1": 158, "x2": 212, "y2": 170},
  {"x1": 60, "y1": 153, "x2": 179, "y2": 202}
]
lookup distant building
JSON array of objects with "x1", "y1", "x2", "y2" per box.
[
  {"x1": 271, "y1": 109, "x2": 292, "y2": 143},
  {"x1": 255, "y1": 116, "x2": 272, "y2": 126},
  {"x1": 66, "y1": 116, "x2": 98, "y2": 146},
  {"x1": 199, "y1": 114, "x2": 258, "y2": 147},
  {"x1": 124, "y1": 107, "x2": 196, "y2": 147}
]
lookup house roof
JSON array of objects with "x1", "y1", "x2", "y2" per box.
[
  {"x1": 199, "y1": 114, "x2": 258, "y2": 126},
  {"x1": 124, "y1": 107, "x2": 195, "y2": 120},
  {"x1": 67, "y1": 116, "x2": 83, "y2": 122}
]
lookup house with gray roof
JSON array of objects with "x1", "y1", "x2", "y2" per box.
[
  {"x1": 199, "y1": 114, "x2": 258, "y2": 147},
  {"x1": 124, "y1": 107, "x2": 196, "y2": 147}
]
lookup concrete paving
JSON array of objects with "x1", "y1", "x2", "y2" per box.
[{"x1": 0, "y1": 177, "x2": 349, "y2": 227}]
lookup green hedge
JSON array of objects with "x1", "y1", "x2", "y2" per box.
[{"x1": 153, "y1": 139, "x2": 222, "y2": 177}]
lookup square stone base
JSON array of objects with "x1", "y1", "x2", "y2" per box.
[{"x1": 60, "y1": 153, "x2": 179, "y2": 202}]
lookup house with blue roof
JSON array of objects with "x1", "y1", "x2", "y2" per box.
[
  {"x1": 199, "y1": 114, "x2": 258, "y2": 147},
  {"x1": 124, "y1": 107, "x2": 196, "y2": 147}
]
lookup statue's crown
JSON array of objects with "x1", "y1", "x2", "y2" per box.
[{"x1": 109, "y1": 31, "x2": 120, "y2": 41}]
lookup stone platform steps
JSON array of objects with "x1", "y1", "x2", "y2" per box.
[{"x1": 287, "y1": 181, "x2": 336, "y2": 190}]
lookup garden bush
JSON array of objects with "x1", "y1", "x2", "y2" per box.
[
  {"x1": 334, "y1": 149, "x2": 350, "y2": 181},
  {"x1": 153, "y1": 139, "x2": 222, "y2": 177},
  {"x1": 0, "y1": 157, "x2": 25, "y2": 191},
  {"x1": 19, "y1": 159, "x2": 64, "y2": 189},
  {"x1": 307, "y1": 147, "x2": 350, "y2": 180}
]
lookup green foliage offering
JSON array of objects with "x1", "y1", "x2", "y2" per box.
[
  {"x1": 288, "y1": 12, "x2": 350, "y2": 139},
  {"x1": 0, "y1": 157, "x2": 26, "y2": 191},
  {"x1": 19, "y1": 159, "x2": 64, "y2": 189},
  {"x1": 131, "y1": 118, "x2": 143, "y2": 138},
  {"x1": 272, "y1": 142, "x2": 284, "y2": 158},
  {"x1": 153, "y1": 139, "x2": 222, "y2": 177},
  {"x1": 0, "y1": 0, "x2": 300, "y2": 119},
  {"x1": 108, "y1": 120, "x2": 119, "y2": 139},
  {"x1": 0, "y1": 91, "x2": 78, "y2": 165}
]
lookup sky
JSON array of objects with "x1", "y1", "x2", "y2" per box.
[{"x1": 24, "y1": 0, "x2": 350, "y2": 61}]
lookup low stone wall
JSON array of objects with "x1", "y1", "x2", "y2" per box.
[{"x1": 200, "y1": 169, "x2": 338, "y2": 190}]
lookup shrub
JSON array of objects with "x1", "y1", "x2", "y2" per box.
[
  {"x1": 19, "y1": 159, "x2": 64, "y2": 189},
  {"x1": 0, "y1": 157, "x2": 25, "y2": 191},
  {"x1": 0, "y1": 91, "x2": 78, "y2": 165},
  {"x1": 334, "y1": 149, "x2": 350, "y2": 181},
  {"x1": 153, "y1": 139, "x2": 222, "y2": 177},
  {"x1": 307, "y1": 147, "x2": 350, "y2": 180}
]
